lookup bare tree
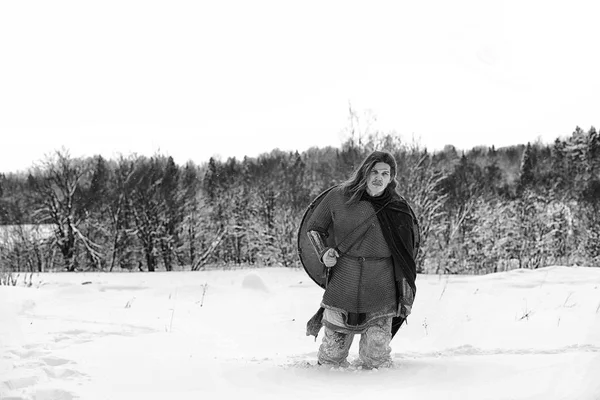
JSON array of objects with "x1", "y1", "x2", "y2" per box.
[{"x1": 29, "y1": 150, "x2": 101, "y2": 271}]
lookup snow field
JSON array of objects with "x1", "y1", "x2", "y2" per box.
[{"x1": 1, "y1": 266, "x2": 599, "y2": 399}]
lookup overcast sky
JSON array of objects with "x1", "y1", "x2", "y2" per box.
[{"x1": 1, "y1": 0, "x2": 599, "y2": 173}]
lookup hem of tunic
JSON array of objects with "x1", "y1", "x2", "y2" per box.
[{"x1": 320, "y1": 302, "x2": 396, "y2": 334}]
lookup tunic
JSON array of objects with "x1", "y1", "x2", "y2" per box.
[{"x1": 305, "y1": 186, "x2": 397, "y2": 320}]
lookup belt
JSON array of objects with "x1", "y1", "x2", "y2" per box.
[{"x1": 340, "y1": 254, "x2": 391, "y2": 262}]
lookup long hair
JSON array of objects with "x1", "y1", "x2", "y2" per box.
[{"x1": 340, "y1": 150, "x2": 399, "y2": 204}]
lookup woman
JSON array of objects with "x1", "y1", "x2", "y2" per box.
[{"x1": 305, "y1": 150, "x2": 420, "y2": 368}]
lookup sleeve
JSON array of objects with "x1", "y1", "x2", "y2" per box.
[
  {"x1": 305, "y1": 189, "x2": 334, "y2": 235},
  {"x1": 305, "y1": 188, "x2": 336, "y2": 262}
]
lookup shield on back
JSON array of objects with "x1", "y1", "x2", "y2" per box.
[{"x1": 297, "y1": 186, "x2": 337, "y2": 289}]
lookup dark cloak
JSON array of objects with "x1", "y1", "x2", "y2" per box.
[{"x1": 361, "y1": 187, "x2": 419, "y2": 337}]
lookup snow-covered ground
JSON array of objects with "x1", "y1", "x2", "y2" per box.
[{"x1": 1, "y1": 266, "x2": 599, "y2": 400}]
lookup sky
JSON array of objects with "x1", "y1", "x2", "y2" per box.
[
  {"x1": 1, "y1": 0, "x2": 599, "y2": 173},
  {"x1": 1, "y1": 266, "x2": 600, "y2": 399}
]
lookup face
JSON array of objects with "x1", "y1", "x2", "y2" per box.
[{"x1": 366, "y1": 162, "x2": 392, "y2": 197}]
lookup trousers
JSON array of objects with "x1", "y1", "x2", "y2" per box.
[{"x1": 318, "y1": 316, "x2": 393, "y2": 368}]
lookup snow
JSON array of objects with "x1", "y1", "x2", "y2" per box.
[{"x1": 1, "y1": 266, "x2": 600, "y2": 400}]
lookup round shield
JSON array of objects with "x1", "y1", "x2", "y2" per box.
[{"x1": 297, "y1": 186, "x2": 337, "y2": 289}]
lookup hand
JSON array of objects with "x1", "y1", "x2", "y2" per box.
[{"x1": 322, "y1": 248, "x2": 339, "y2": 268}]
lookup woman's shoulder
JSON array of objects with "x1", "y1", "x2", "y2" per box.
[
  {"x1": 389, "y1": 193, "x2": 417, "y2": 218},
  {"x1": 321, "y1": 184, "x2": 348, "y2": 202},
  {"x1": 317, "y1": 184, "x2": 344, "y2": 197},
  {"x1": 313, "y1": 185, "x2": 360, "y2": 210}
]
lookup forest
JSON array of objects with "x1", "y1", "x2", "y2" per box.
[{"x1": 1, "y1": 125, "x2": 599, "y2": 280}]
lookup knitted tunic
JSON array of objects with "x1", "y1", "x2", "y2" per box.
[{"x1": 306, "y1": 186, "x2": 397, "y2": 314}]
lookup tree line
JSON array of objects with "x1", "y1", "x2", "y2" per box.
[{"x1": 0, "y1": 126, "x2": 599, "y2": 276}]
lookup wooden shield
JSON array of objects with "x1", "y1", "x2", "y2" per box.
[{"x1": 297, "y1": 186, "x2": 337, "y2": 289}]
